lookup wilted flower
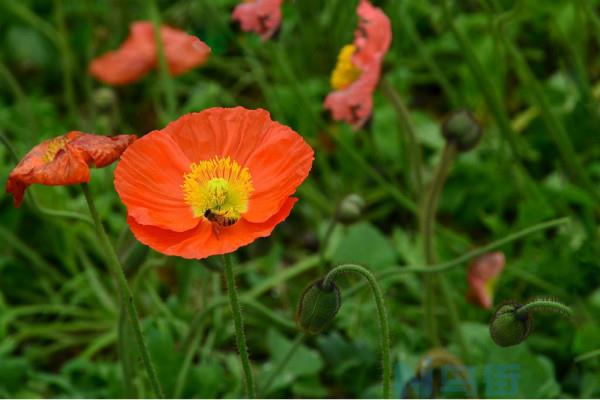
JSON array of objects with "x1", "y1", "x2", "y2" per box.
[
  {"x1": 114, "y1": 107, "x2": 314, "y2": 259},
  {"x1": 6, "y1": 132, "x2": 135, "y2": 207},
  {"x1": 89, "y1": 21, "x2": 211, "y2": 85},
  {"x1": 232, "y1": 0, "x2": 283, "y2": 41},
  {"x1": 466, "y1": 251, "x2": 505, "y2": 309},
  {"x1": 324, "y1": 0, "x2": 391, "y2": 129}
]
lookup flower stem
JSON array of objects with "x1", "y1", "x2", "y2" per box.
[
  {"x1": 323, "y1": 264, "x2": 391, "y2": 399},
  {"x1": 147, "y1": 0, "x2": 177, "y2": 120},
  {"x1": 516, "y1": 299, "x2": 573, "y2": 319},
  {"x1": 421, "y1": 143, "x2": 456, "y2": 346},
  {"x1": 81, "y1": 184, "x2": 163, "y2": 398},
  {"x1": 380, "y1": 77, "x2": 424, "y2": 198},
  {"x1": 222, "y1": 253, "x2": 256, "y2": 399},
  {"x1": 319, "y1": 218, "x2": 337, "y2": 273}
]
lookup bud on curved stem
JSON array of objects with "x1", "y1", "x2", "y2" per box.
[
  {"x1": 442, "y1": 109, "x2": 483, "y2": 152},
  {"x1": 321, "y1": 264, "x2": 392, "y2": 399},
  {"x1": 296, "y1": 278, "x2": 341, "y2": 335},
  {"x1": 490, "y1": 298, "x2": 572, "y2": 347}
]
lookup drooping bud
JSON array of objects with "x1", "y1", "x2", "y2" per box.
[
  {"x1": 442, "y1": 109, "x2": 483, "y2": 152},
  {"x1": 296, "y1": 278, "x2": 341, "y2": 335},
  {"x1": 489, "y1": 301, "x2": 532, "y2": 347},
  {"x1": 336, "y1": 193, "x2": 366, "y2": 225}
]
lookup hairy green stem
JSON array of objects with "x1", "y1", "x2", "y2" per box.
[
  {"x1": 319, "y1": 218, "x2": 337, "y2": 273},
  {"x1": 516, "y1": 299, "x2": 573, "y2": 318},
  {"x1": 422, "y1": 143, "x2": 456, "y2": 346},
  {"x1": 380, "y1": 77, "x2": 424, "y2": 197},
  {"x1": 81, "y1": 184, "x2": 164, "y2": 398},
  {"x1": 323, "y1": 264, "x2": 391, "y2": 399},
  {"x1": 222, "y1": 254, "x2": 256, "y2": 398}
]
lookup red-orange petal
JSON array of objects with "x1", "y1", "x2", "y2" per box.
[
  {"x1": 244, "y1": 125, "x2": 314, "y2": 223},
  {"x1": 89, "y1": 21, "x2": 211, "y2": 85},
  {"x1": 89, "y1": 22, "x2": 156, "y2": 85},
  {"x1": 164, "y1": 107, "x2": 274, "y2": 164},
  {"x1": 161, "y1": 25, "x2": 211, "y2": 75},
  {"x1": 6, "y1": 131, "x2": 134, "y2": 207},
  {"x1": 114, "y1": 130, "x2": 198, "y2": 232},
  {"x1": 128, "y1": 197, "x2": 297, "y2": 259},
  {"x1": 70, "y1": 132, "x2": 137, "y2": 167}
]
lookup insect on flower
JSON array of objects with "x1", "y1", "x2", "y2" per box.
[
  {"x1": 324, "y1": 0, "x2": 391, "y2": 129},
  {"x1": 5, "y1": 132, "x2": 136, "y2": 207},
  {"x1": 114, "y1": 107, "x2": 314, "y2": 259},
  {"x1": 89, "y1": 21, "x2": 211, "y2": 85}
]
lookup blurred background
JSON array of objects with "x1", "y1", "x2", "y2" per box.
[{"x1": 1, "y1": 0, "x2": 600, "y2": 398}]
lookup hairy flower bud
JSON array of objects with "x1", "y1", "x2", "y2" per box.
[
  {"x1": 489, "y1": 301, "x2": 532, "y2": 347},
  {"x1": 336, "y1": 193, "x2": 366, "y2": 224},
  {"x1": 442, "y1": 109, "x2": 483, "y2": 152},
  {"x1": 296, "y1": 278, "x2": 341, "y2": 335}
]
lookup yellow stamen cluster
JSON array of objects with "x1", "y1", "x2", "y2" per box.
[
  {"x1": 484, "y1": 277, "x2": 498, "y2": 299},
  {"x1": 182, "y1": 157, "x2": 254, "y2": 225},
  {"x1": 330, "y1": 44, "x2": 362, "y2": 90},
  {"x1": 42, "y1": 137, "x2": 69, "y2": 163}
]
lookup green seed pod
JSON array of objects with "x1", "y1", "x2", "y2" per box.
[
  {"x1": 296, "y1": 278, "x2": 341, "y2": 335},
  {"x1": 336, "y1": 193, "x2": 366, "y2": 225},
  {"x1": 489, "y1": 301, "x2": 532, "y2": 347},
  {"x1": 442, "y1": 109, "x2": 483, "y2": 152}
]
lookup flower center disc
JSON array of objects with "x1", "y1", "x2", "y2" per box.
[
  {"x1": 182, "y1": 157, "x2": 254, "y2": 226},
  {"x1": 43, "y1": 137, "x2": 69, "y2": 163},
  {"x1": 330, "y1": 44, "x2": 362, "y2": 90}
]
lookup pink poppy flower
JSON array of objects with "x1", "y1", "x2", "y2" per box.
[
  {"x1": 324, "y1": 0, "x2": 391, "y2": 129},
  {"x1": 232, "y1": 0, "x2": 283, "y2": 41},
  {"x1": 324, "y1": 65, "x2": 381, "y2": 129},
  {"x1": 90, "y1": 21, "x2": 211, "y2": 85},
  {"x1": 466, "y1": 252, "x2": 506, "y2": 309}
]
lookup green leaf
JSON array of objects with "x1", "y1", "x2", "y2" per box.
[{"x1": 331, "y1": 223, "x2": 397, "y2": 270}]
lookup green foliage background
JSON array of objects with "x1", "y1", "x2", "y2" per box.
[{"x1": 1, "y1": 0, "x2": 600, "y2": 398}]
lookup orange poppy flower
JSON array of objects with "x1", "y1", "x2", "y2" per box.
[
  {"x1": 232, "y1": 0, "x2": 283, "y2": 41},
  {"x1": 6, "y1": 132, "x2": 136, "y2": 207},
  {"x1": 466, "y1": 251, "x2": 506, "y2": 309},
  {"x1": 114, "y1": 107, "x2": 314, "y2": 259},
  {"x1": 324, "y1": 0, "x2": 391, "y2": 129},
  {"x1": 89, "y1": 21, "x2": 211, "y2": 85}
]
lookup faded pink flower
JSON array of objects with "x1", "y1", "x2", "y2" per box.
[
  {"x1": 232, "y1": 0, "x2": 283, "y2": 41},
  {"x1": 324, "y1": 0, "x2": 391, "y2": 129},
  {"x1": 466, "y1": 252, "x2": 506, "y2": 309}
]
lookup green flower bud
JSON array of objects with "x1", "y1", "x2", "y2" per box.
[
  {"x1": 489, "y1": 302, "x2": 532, "y2": 347},
  {"x1": 336, "y1": 193, "x2": 366, "y2": 225},
  {"x1": 296, "y1": 278, "x2": 341, "y2": 335},
  {"x1": 442, "y1": 109, "x2": 483, "y2": 152},
  {"x1": 93, "y1": 87, "x2": 116, "y2": 109}
]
